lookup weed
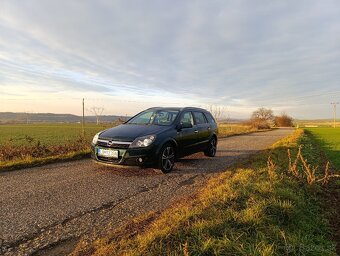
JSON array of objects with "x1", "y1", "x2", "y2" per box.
[{"x1": 285, "y1": 145, "x2": 338, "y2": 185}]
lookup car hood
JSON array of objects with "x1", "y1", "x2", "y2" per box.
[{"x1": 99, "y1": 124, "x2": 169, "y2": 141}]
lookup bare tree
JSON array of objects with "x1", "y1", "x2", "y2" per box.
[
  {"x1": 89, "y1": 107, "x2": 104, "y2": 125},
  {"x1": 250, "y1": 107, "x2": 274, "y2": 129},
  {"x1": 209, "y1": 105, "x2": 228, "y2": 122}
]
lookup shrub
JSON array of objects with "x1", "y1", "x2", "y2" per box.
[{"x1": 274, "y1": 114, "x2": 293, "y2": 127}]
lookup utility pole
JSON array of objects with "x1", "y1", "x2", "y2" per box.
[
  {"x1": 331, "y1": 102, "x2": 339, "y2": 128},
  {"x1": 82, "y1": 98, "x2": 85, "y2": 137}
]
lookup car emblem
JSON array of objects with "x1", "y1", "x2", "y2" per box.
[{"x1": 107, "y1": 140, "x2": 113, "y2": 147}]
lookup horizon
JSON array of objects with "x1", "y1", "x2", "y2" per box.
[
  {"x1": 0, "y1": 110, "x2": 338, "y2": 122},
  {"x1": 1, "y1": 1, "x2": 340, "y2": 119}
]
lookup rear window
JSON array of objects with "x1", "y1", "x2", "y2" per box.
[
  {"x1": 204, "y1": 112, "x2": 216, "y2": 124},
  {"x1": 193, "y1": 112, "x2": 208, "y2": 124}
]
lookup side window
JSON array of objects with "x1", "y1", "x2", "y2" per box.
[
  {"x1": 205, "y1": 112, "x2": 216, "y2": 124},
  {"x1": 180, "y1": 112, "x2": 194, "y2": 126},
  {"x1": 193, "y1": 112, "x2": 208, "y2": 125}
]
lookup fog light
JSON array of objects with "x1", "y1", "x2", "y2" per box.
[{"x1": 138, "y1": 157, "x2": 143, "y2": 163}]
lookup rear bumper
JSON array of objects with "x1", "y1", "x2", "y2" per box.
[{"x1": 91, "y1": 144, "x2": 158, "y2": 167}]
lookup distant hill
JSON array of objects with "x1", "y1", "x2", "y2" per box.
[{"x1": 0, "y1": 112, "x2": 128, "y2": 124}]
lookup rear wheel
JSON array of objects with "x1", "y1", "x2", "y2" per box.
[
  {"x1": 204, "y1": 137, "x2": 217, "y2": 157},
  {"x1": 158, "y1": 143, "x2": 175, "y2": 173}
]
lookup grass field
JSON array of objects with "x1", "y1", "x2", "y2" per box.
[
  {"x1": 0, "y1": 123, "x2": 112, "y2": 171},
  {"x1": 72, "y1": 129, "x2": 338, "y2": 256},
  {"x1": 0, "y1": 123, "x2": 111, "y2": 145},
  {"x1": 305, "y1": 128, "x2": 340, "y2": 169}
]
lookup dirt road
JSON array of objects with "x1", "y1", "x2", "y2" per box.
[{"x1": 0, "y1": 128, "x2": 293, "y2": 255}]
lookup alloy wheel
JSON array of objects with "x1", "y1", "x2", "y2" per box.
[
  {"x1": 161, "y1": 146, "x2": 175, "y2": 172},
  {"x1": 210, "y1": 138, "x2": 217, "y2": 156}
]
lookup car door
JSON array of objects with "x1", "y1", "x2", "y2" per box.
[
  {"x1": 176, "y1": 111, "x2": 199, "y2": 155},
  {"x1": 193, "y1": 111, "x2": 211, "y2": 150}
]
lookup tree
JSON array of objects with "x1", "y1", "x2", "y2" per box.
[
  {"x1": 274, "y1": 113, "x2": 293, "y2": 127},
  {"x1": 209, "y1": 105, "x2": 228, "y2": 123},
  {"x1": 250, "y1": 107, "x2": 274, "y2": 129}
]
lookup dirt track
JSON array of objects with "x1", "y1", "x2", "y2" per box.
[{"x1": 0, "y1": 128, "x2": 293, "y2": 255}]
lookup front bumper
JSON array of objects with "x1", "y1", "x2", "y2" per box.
[{"x1": 91, "y1": 144, "x2": 158, "y2": 167}]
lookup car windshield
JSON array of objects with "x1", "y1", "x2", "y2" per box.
[{"x1": 127, "y1": 109, "x2": 179, "y2": 126}]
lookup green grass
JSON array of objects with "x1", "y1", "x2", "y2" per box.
[
  {"x1": 72, "y1": 129, "x2": 337, "y2": 256},
  {"x1": 305, "y1": 128, "x2": 340, "y2": 169},
  {"x1": 0, "y1": 123, "x2": 112, "y2": 171},
  {"x1": 0, "y1": 123, "x2": 111, "y2": 145}
]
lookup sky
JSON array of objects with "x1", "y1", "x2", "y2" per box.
[{"x1": 0, "y1": 0, "x2": 340, "y2": 119}]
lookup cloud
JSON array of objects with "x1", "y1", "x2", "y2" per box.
[{"x1": 0, "y1": 0, "x2": 340, "y2": 118}]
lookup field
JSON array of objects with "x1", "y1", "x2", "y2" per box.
[
  {"x1": 0, "y1": 123, "x2": 111, "y2": 145},
  {"x1": 0, "y1": 123, "x2": 112, "y2": 170},
  {"x1": 296, "y1": 119, "x2": 340, "y2": 128},
  {"x1": 306, "y1": 128, "x2": 340, "y2": 168}
]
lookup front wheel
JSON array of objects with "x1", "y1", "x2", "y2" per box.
[
  {"x1": 158, "y1": 143, "x2": 175, "y2": 173},
  {"x1": 204, "y1": 137, "x2": 217, "y2": 157}
]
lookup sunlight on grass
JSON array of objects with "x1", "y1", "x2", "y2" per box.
[{"x1": 306, "y1": 128, "x2": 340, "y2": 168}]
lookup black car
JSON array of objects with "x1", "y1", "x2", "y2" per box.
[{"x1": 91, "y1": 107, "x2": 218, "y2": 173}]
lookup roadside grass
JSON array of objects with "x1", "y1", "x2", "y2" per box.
[
  {"x1": 72, "y1": 129, "x2": 338, "y2": 256},
  {"x1": 218, "y1": 123, "x2": 259, "y2": 137},
  {"x1": 305, "y1": 128, "x2": 340, "y2": 169}
]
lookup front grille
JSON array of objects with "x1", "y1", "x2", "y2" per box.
[{"x1": 97, "y1": 139, "x2": 131, "y2": 149}]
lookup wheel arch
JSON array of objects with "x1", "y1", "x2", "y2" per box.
[
  {"x1": 156, "y1": 138, "x2": 178, "y2": 157},
  {"x1": 211, "y1": 133, "x2": 218, "y2": 142}
]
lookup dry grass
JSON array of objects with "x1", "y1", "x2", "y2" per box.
[
  {"x1": 217, "y1": 123, "x2": 259, "y2": 137},
  {"x1": 285, "y1": 146, "x2": 338, "y2": 185},
  {"x1": 0, "y1": 136, "x2": 91, "y2": 171}
]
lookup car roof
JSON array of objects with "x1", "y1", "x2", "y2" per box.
[{"x1": 147, "y1": 107, "x2": 209, "y2": 112}]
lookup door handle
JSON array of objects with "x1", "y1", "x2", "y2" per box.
[{"x1": 194, "y1": 130, "x2": 198, "y2": 133}]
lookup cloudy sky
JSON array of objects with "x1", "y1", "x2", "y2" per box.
[{"x1": 1, "y1": 0, "x2": 340, "y2": 119}]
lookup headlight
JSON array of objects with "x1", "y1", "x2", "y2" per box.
[
  {"x1": 92, "y1": 132, "x2": 100, "y2": 144},
  {"x1": 130, "y1": 134, "x2": 156, "y2": 148}
]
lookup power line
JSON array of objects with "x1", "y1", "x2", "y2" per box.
[{"x1": 331, "y1": 102, "x2": 339, "y2": 128}]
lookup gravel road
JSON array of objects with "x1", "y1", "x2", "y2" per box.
[{"x1": 0, "y1": 128, "x2": 293, "y2": 256}]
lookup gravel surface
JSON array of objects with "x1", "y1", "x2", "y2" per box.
[{"x1": 0, "y1": 128, "x2": 293, "y2": 256}]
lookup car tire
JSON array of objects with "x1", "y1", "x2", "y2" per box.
[
  {"x1": 204, "y1": 137, "x2": 217, "y2": 157},
  {"x1": 158, "y1": 143, "x2": 175, "y2": 173}
]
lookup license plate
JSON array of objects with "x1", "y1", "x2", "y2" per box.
[{"x1": 97, "y1": 148, "x2": 119, "y2": 158}]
